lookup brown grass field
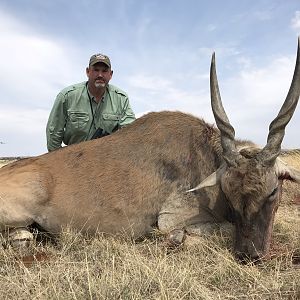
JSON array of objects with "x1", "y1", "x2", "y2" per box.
[{"x1": 0, "y1": 157, "x2": 299, "y2": 299}]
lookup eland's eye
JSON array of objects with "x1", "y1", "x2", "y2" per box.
[{"x1": 268, "y1": 187, "x2": 278, "y2": 199}]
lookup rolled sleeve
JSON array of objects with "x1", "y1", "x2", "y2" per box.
[
  {"x1": 46, "y1": 93, "x2": 66, "y2": 151},
  {"x1": 120, "y1": 97, "x2": 136, "y2": 127}
]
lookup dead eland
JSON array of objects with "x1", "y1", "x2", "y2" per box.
[{"x1": 1, "y1": 38, "x2": 300, "y2": 262}]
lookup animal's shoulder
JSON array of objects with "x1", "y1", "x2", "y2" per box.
[
  {"x1": 139, "y1": 110, "x2": 210, "y2": 124},
  {"x1": 280, "y1": 149, "x2": 300, "y2": 168},
  {"x1": 130, "y1": 111, "x2": 214, "y2": 135}
]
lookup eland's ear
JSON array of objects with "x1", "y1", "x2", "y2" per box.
[
  {"x1": 275, "y1": 157, "x2": 300, "y2": 182},
  {"x1": 187, "y1": 165, "x2": 227, "y2": 192}
]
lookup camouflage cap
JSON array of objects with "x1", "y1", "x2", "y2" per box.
[{"x1": 89, "y1": 53, "x2": 111, "y2": 68}]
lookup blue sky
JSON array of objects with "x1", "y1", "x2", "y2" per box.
[{"x1": 0, "y1": 0, "x2": 299, "y2": 156}]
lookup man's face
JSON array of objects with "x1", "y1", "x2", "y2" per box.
[{"x1": 86, "y1": 62, "x2": 113, "y2": 89}]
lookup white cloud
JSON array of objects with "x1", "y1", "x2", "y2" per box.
[
  {"x1": 291, "y1": 11, "x2": 300, "y2": 31},
  {"x1": 127, "y1": 51, "x2": 299, "y2": 149},
  {"x1": 0, "y1": 9, "x2": 83, "y2": 156},
  {"x1": 225, "y1": 56, "x2": 294, "y2": 106},
  {"x1": 0, "y1": 9, "x2": 81, "y2": 108},
  {"x1": 0, "y1": 106, "x2": 48, "y2": 134},
  {"x1": 127, "y1": 72, "x2": 211, "y2": 116},
  {"x1": 218, "y1": 54, "x2": 299, "y2": 147},
  {"x1": 0, "y1": 5, "x2": 299, "y2": 156},
  {"x1": 0, "y1": 106, "x2": 49, "y2": 156}
]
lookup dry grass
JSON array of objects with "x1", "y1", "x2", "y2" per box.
[
  {"x1": 0, "y1": 160, "x2": 15, "y2": 168},
  {"x1": 0, "y1": 159, "x2": 299, "y2": 299}
]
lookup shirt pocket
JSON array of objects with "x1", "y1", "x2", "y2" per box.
[
  {"x1": 67, "y1": 111, "x2": 90, "y2": 129},
  {"x1": 102, "y1": 113, "x2": 121, "y2": 132}
]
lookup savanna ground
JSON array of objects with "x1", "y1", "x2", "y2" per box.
[{"x1": 0, "y1": 157, "x2": 299, "y2": 300}]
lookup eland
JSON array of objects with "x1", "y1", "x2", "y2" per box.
[{"x1": 1, "y1": 38, "x2": 300, "y2": 261}]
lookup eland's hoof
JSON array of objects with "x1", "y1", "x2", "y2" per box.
[
  {"x1": 8, "y1": 228, "x2": 34, "y2": 251},
  {"x1": 166, "y1": 229, "x2": 186, "y2": 248}
]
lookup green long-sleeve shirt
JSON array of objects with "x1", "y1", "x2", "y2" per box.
[{"x1": 46, "y1": 82, "x2": 135, "y2": 151}]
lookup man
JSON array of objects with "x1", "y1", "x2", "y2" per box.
[{"x1": 46, "y1": 53, "x2": 136, "y2": 151}]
